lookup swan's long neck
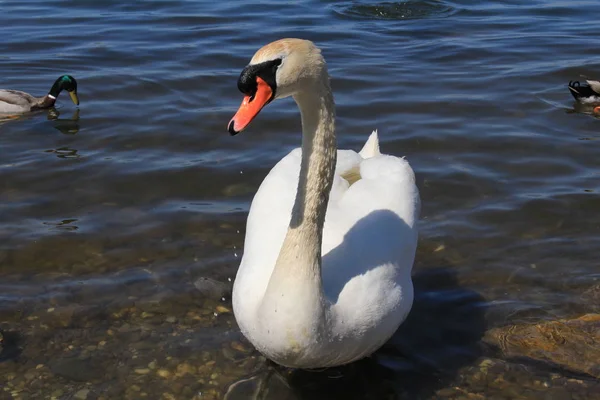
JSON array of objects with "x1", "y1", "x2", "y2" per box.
[
  {"x1": 258, "y1": 74, "x2": 336, "y2": 339},
  {"x1": 289, "y1": 81, "x2": 337, "y2": 252}
]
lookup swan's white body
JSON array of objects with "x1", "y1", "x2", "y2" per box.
[{"x1": 230, "y1": 39, "x2": 420, "y2": 368}]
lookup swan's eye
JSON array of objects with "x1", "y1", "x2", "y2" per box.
[
  {"x1": 237, "y1": 58, "x2": 282, "y2": 98},
  {"x1": 270, "y1": 58, "x2": 282, "y2": 74}
]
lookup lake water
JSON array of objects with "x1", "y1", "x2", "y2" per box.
[{"x1": 1, "y1": 0, "x2": 599, "y2": 399}]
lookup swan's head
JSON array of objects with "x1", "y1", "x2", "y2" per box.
[{"x1": 228, "y1": 38, "x2": 327, "y2": 135}]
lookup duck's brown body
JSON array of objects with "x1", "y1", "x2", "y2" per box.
[{"x1": 0, "y1": 90, "x2": 56, "y2": 113}]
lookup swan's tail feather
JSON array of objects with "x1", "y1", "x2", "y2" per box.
[{"x1": 359, "y1": 130, "x2": 381, "y2": 159}]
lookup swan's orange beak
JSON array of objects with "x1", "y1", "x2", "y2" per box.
[{"x1": 228, "y1": 77, "x2": 273, "y2": 135}]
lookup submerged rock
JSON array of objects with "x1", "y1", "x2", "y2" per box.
[
  {"x1": 49, "y1": 356, "x2": 105, "y2": 382},
  {"x1": 74, "y1": 388, "x2": 90, "y2": 400},
  {"x1": 193, "y1": 277, "x2": 231, "y2": 300},
  {"x1": 484, "y1": 314, "x2": 600, "y2": 379},
  {"x1": 443, "y1": 356, "x2": 600, "y2": 399},
  {"x1": 581, "y1": 284, "x2": 600, "y2": 311}
]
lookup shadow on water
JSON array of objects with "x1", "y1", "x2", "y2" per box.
[
  {"x1": 0, "y1": 329, "x2": 23, "y2": 363},
  {"x1": 381, "y1": 267, "x2": 487, "y2": 398},
  {"x1": 225, "y1": 267, "x2": 486, "y2": 399}
]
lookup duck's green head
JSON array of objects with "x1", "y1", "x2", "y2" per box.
[{"x1": 49, "y1": 75, "x2": 79, "y2": 105}]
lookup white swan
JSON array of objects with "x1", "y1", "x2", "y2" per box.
[{"x1": 229, "y1": 39, "x2": 420, "y2": 368}]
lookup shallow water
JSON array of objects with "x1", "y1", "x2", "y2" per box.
[{"x1": 1, "y1": 0, "x2": 600, "y2": 399}]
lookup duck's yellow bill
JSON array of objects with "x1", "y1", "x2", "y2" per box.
[{"x1": 69, "y1": 91, "x2": 80, "y2": 106}]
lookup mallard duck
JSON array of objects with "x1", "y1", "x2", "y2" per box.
[
  {"x1": 568, "y1": 80, "x2": 600, "y2": 112},
  {"x1": 229, "y1": 39, "x2": 420, "y2": 368},
  {"x1": 0, "y1": 75, "x2": 79, "y2": 114}
]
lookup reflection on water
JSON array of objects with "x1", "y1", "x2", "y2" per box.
[
  {"x1": 42, "y1": 218, "x2": 79, "y2": 231},
  {"x1": 570, "y1": 102, "x2": 600, "y2": 118},
  {"x1": 0, "y1": 107, "x2": 79, "y2": 134},
  {"x1": 47, "y1": 108, "x2": 80, "y2": 135},
  {"x1": 43, "y1": 147, "x2": 81, "y2": 159},
  {"x1": 0, "y1": 115, "x2": 20, "y2": 123}
]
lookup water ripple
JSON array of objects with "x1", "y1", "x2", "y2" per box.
[{"x1": 333, "y1": 0, "x2": 457, "y2": 20}]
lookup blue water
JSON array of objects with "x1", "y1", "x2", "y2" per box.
[{"x1": 1, "y1": 1, "x2": 599, "y2": 398}]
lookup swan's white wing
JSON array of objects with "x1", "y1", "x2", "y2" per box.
[{"x1": 322, "y1": 153, "x2": 419, "y2": 339}]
